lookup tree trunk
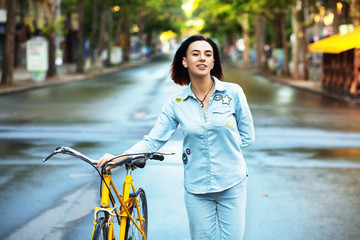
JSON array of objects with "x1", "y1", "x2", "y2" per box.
[
  {"x1": 47, "y1": 0, "x2": 58, "y2": 78},
  {"x1": 137, "y1": 7, "x2": 145, "y2": 47},
  {"x1": 273, "y1": 13, "x2": 283, "y2": 48},
  {"x1": 89, "y1": 0, "x2": 98, "y2": 63},
  {"x1": 114, "y1": 9, "x2": 122, "y2": 46},
  {"x1": 122, "y1": 13, "x2": 131, "y2": 62},
  {"x1": 1, "y1": 0, "x2": 16, "y2": 85},
  {"x1": 291, "y1": 1, "x2": 300, "y2": 79},
  {"x1": 96, "y1": 5, "x2": 105, "y2": 64},
  {"x1": 106, "y1": 10, "x2": 112, "y2": 66},
  {"x1": 76, "y1": 0, "x2": 85, "y2": 73},
  {"x1": 254, "y1": 14, "x2": 266, "y2": 69},
  {"x1": 329, "y1": 0, "x2": 340, "y2": 34},
  {"x1": 241, "y1": 14, "x2": 250, "y2": 67},
  {"x1": 302, "y1": 0, "x2": 309, "y2": 80},
  {"x1": 280, "y1": 10, "x2": 289, "y2": 76}
]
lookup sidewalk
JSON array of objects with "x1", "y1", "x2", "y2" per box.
[
  {"x1": 248, "y1": 67, "x2": 360, "y2": 105},
  {"x1": 0, "y1": 60, "x2": 146, "y2": 96}
]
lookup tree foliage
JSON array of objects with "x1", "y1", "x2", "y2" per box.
[
  {"x1": 196, "y1": 0, "x2": 243, "y2": 45},
  {"x1": 143, "y1": 0, "x2": 186, "y2": 35},
  {"x1": 4, "y1": 0, "x2": 358, "y2": 81},
  {"x1": 60, "y1": 0, "x2": 186, "y2": 63}
]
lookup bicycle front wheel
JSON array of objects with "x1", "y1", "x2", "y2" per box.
[
  {"x1": 92, "y1": 217, "x2": 109, "y2": 240},
  {"x1": 125, "y1": 188, "x2": 148, "y2": 240}
]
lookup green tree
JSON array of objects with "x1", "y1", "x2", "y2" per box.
[
  {"x1": 196, "y1": 0, "x2": 266, "y2": 68},
  {"x1": 264, "y1": 0, "x2": 294, "y2": 75},
  {"x1": 143, "y1": 0, "x2": 185, "y2": 46},
  {"x1": 111, "y1": 0, "x2": 185, "y2": 61},
  {"x1": 60, "y1": 0, "x2": 187, "y2": 65},
  {"x1": 196, "y1": 0, "x2": 301, "y2": 76},
  {"x1": 197, "y1": 0, "x2": 243, "y2": 46}
]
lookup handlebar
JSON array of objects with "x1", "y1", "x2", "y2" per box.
[{"x1": 43, "y1": 146, "x2": 172, "y2": 169}]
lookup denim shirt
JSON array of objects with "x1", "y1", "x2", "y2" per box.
[{"x1": 127, "y1": 76, "x2": 255, "y2": 194}]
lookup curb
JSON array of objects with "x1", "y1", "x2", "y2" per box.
[
  {"x1": 0, "y1": 60, "x2": 146, "y2": 96},
  {"x1": 266, "y1": 74, "x2": 360, "y2": 105}
]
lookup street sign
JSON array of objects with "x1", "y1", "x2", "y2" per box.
[
  {"x1": 0, "y1": 9, "x2": 6, "y2": 23},
  {"x1": 26, "y1": 37, "x2": 49, "y2": 72},
  {"x1": 26, "y1": 37, "x2": 49, "y2": 81},
  {"x1": 26, "y1": 37, "x2": 48, "y2": 82},
  {"x1": 110, "y1": 47, "x2": 123, "y2": 65}
]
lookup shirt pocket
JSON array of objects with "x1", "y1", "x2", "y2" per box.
[{"x1": 211, "y1": 106, "x2": 236, "y2": 128}]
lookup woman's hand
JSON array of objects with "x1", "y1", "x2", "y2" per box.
[{"x1": 97, "y1": 153, "x2": 127, "y2": 170}]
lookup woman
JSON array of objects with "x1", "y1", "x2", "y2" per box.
[{"x1": 98, "y1": 35, "x2": 255, "y2": 240}]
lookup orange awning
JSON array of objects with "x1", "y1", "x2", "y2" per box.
[{"x1": 309, "y1": 27, "x2": 360, "y2": 54}]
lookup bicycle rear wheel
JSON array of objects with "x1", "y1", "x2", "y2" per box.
[
  {"x1": 125, "y1": 188, "x2": 148, "y2": 240},
  {"x1": 92, "y1": 217, "x2": 109, "y2": 240}
]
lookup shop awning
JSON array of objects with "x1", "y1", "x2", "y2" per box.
[{"x1": 309, "y1": 27, "x2": 360, "y2": 54}]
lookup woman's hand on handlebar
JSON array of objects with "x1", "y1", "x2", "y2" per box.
[{"x1": 97, "y1": 153, "x2": 126, "y2": 170}]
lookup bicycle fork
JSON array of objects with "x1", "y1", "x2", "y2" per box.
[{"x1": 92, "y1": 173, "x2": 117, "y2": 239}]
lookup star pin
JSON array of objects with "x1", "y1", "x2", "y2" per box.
[{"x1": 222, "y1": 95, "x2": 232, "y2": 105}]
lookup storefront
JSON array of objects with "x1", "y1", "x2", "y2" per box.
[{"x1": 309, "y1": 27, "x2": 360, "y2": 98}]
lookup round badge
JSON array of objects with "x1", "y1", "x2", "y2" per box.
[
  {"x1": 186, "y1": 148, "x2": 191, "y2": 155},
  {"x1": 213, "y1": 94, "x2": 223, "y2": 101},
  {"x1": 182, "y1": 153, "x2": 188, "y2": 165}
]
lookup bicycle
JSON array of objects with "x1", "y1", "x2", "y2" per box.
[{"x1": 43, "y1": 146, "x2": 172, "y2": 240}]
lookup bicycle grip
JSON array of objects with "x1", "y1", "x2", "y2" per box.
[
  {"x1": 151, "y1": 153, "x2": 164, "y2": 161},
  {"x1": 43, "y1": 153, "x2": 55, "y2": 162},
  {"x1": 43, "y1": 147, "x2": 62, "y2": 162}
]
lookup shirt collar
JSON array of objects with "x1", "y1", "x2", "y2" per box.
[{"x1": 182, "y1": 76, "x2": 225, "y2": 100}]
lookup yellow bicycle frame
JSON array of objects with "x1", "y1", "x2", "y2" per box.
[{"x1": 91, "y1": 170, "x2": 146, "y2": 240}]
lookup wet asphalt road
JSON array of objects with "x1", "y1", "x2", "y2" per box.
[{"x1": 0, "y1": 55, "x2": 360, "y2": 240}]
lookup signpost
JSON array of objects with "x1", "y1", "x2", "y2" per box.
[
  {"x1": 110, "y1": 47, "x2": 123, "y2": 65},
  {"x1": 26, "y1": 37, "x2": 48, "y2": 82}
]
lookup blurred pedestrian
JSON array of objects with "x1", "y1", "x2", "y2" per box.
[{"x1": 98, "y1": 35, "x2": 255, "y2": 240}]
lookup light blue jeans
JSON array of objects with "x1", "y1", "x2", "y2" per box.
[{"x1": 184, "y1": 177, "x2": 247, "y2": 240}]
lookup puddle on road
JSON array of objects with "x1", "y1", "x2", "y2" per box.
[
  {"x1": 268, "y1": 148, "x2": 360, "y2": 161},
  {"x1": 254, "y1": 148, "x2": 360, "y2": 168},
  {"x1": 310, "y1": 148, "x2": 360, "y2": 160},
  {"x1": 0, "y1": 141, "x2": 35, "y2": 159}
]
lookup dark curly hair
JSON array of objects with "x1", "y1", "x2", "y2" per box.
[{"x1": 170, "y1": 35, "x2": 223, "y2": 86}]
